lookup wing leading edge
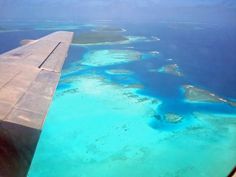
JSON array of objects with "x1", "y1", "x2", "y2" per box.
[
  {"x1": 0, "y1": 31, "x2": 73, "y2": 177},
  {"x1": 0, "y1": 31, "x2": 73, "y2": 129}
]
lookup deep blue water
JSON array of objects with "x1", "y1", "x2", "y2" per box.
[{"x1": 60, "y1": 22, "x2": 236, "y2": 117}]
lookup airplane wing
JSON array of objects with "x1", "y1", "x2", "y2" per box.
[{"x1": 0, "y1": 31, "x2": 74, "y2": 177}]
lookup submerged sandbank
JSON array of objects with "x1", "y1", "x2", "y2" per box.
[{"x1": 81, "y1": 49, "x2": 141, "y2": 67}]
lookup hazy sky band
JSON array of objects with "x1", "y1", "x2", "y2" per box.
[{"x1": 0, "y1": 0, "x2": 236, "y2": 24}]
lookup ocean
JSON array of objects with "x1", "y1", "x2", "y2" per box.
[{"x1": 0, "y1": 21, "x2": 235, "y2": 177}]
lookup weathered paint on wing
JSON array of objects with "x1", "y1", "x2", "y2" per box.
[
  {"x1": 0, "y1": 31, "x2": 73, "y2": 177},
  {"x1": 0, "y1": 31, "x2": 73, "y2": 129}
]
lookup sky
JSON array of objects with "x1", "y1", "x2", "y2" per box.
[{"x1": 0, "y1": 0, "x2": 236, "y2": 24}]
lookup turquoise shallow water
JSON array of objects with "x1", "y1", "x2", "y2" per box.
[
  {"x1": 28, "y1": 74, "x2": 236, "y2": 177},
  {"x1": 4, "y1": 21, "x2": 232, "y2": 177}
]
